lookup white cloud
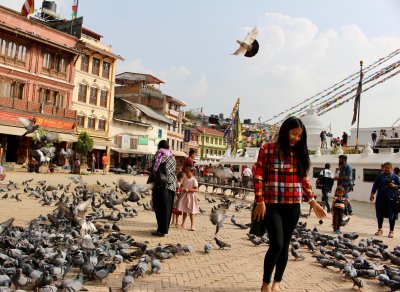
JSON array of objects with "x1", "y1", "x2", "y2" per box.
[{"x1": 220, "y1": 12, "x2": 400, "y2": 137}]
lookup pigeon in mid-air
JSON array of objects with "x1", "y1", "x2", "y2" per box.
[
  {"x1": 232, "y1": 26, "x2": 259, "y2": 57},
  {"x1": 18, "y1": 117, "x2": 39, "y2": 136}
]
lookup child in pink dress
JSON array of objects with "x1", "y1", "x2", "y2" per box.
[
  {"x1": 177, "y1": 167, "x2": 199, "y2": 231},
  {"x1": 171, "y1": 172, "x2": 185, "y2": 226}
]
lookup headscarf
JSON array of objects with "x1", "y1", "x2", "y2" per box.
[{"x1": 153, "y1": 148, "x2": 172, "y2": 174}]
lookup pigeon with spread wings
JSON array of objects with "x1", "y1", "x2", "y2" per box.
[
  {"x1": 18, "y1": 117, "x2": 39, "y2": 136},
  {"x1": 232, "y1": 26, "x2": 259, "y2": 58}
]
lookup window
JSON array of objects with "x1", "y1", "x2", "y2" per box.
[
  {"x1": 55, "y1": 93, "x2": 64, "y2": 108},
  {"x1": 1, "y1": 80, "x2": 12, "y2": 97},
  {"x1": 100, "y1": 90, "x2": 108, "y2": 107},
  {"x1": 167, "y1": 138, "x2": 170, "y2": 146},
  {"x1": 78, "y1": 84, "x2": 87, "y2": 103},
  {"x1": 58, "y1": 58, "x2": 66, "y2": 73},
  {"x1": 98, "y1": 119, "x2": 106, "y2": 131},
  {"x1": 312, "y1": 167, "x2": 324, "y2": 178},
  {"x1": 180, "y1": 141, "x2": 183, "y2": 151},
  {"x1": 92, "y1": 57, "x2": 100, "y2": 75},
  {"x1": 14, "y1": 83, "x2": 24, "y2": 99},
  {"x1": 7, "y1": 42, "x2": 16, "y2": 58},
  {"x1": 130, "y1": 137, "x2": 138, "y2": 149},
  {"x1": 158, "y1": 129, "x2": 162, "y2": 138},
  {"x1": 102, "y1": 61, "x2": 110, "y2": 79},
  {"x1": 43, "y1": 52, "x2": 51, "y2": 68},
  {"x1": 77, "y1": 115, "x2": 85, "y2": 127},
  {"x1": 363, "y1": 169, "x2": 381, "y2": 182},
  {"x1": 87, "y1": 117, "x2": 95, "y2": 129},
  {"x1": 171, "y1": 139, "x2": 175, "y2": 150},
  {"x1": 211, "y1": 137, "x2": 214, "y2": 144},
  {"x1": 81, "y1": 54, "x2": 89, "y2": 72},
  {"x1": 0, "y1": 38, "x2": 5, "y2": 56},
  {"x1": 206, "y1": 137, "x2": 209, "y2": 143},
  {"x1": 89, "y1": 87, "x2": 98, "y2": 105},
  {"x1": 17, "y1": 45, "x2": 26, "y2": 62},
  {"x1": 114, "y1": 136, "x2": 122, "y2": 147}
]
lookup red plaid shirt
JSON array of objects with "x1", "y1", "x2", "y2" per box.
[{"x1": 254, "y1": 143, "x2": 315, "y2": 204}]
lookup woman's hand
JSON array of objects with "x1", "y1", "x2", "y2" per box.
[
  {"x1": 370, "y1": 193, "x2": 375, "y2": 202},
  {"x1": 253, "y1": 203, "x2": 266, "y2": 222},
  {"x1": 310, "y1": 200, "x2": 327, "y2": 219},
  {"x1": 387, "y1": 183, "x2": 396, "y2": 189}
]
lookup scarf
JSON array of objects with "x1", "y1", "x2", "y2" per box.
[{"x1": 153, "y1": 148, "x2": 172, "y2": 174}]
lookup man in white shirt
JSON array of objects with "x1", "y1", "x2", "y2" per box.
[
  {"x1": 242, "y1": 166, "x2": 252, "y2": 187},
  {"x1": 319, "y1": 163, "x2": 334, "y2": 212}
]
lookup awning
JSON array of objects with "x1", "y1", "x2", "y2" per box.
[
  {"x1": 0, "y1": 125, "x2": 26, "y2": 136},
  {"x1": 58, "y1": 133, "x2": 77, "y2": 142},
  {"x1": 171, "y1": 150, "x2": 187, "y2": 157},
  {"x1": 0, "y1": 125, "x2": 76, "y2": 142},
  {"x1": 111, "y1": 147, "x2": 152, "y2": 155},
  {"x1": 92, "y1": 139, "x2": 118, "y2": 150}
]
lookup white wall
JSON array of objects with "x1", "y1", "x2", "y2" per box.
[{"x1": 349, "y1": 126, "x2": 399, "y2": 146}]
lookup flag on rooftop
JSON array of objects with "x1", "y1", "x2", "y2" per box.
[
  {"x1": 21, "y1": 0, "x2": 34, "y2": 17},
  {"x1": 72, "y1": 0, "x2": 79, "y2": 19}
]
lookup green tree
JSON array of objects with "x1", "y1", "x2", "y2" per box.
[{"x1": 75, "y1": 132, "x2": 93, "y2": 163}]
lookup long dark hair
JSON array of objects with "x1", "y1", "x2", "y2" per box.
[{"x1": 277, "y1": 116, "x2": 310, "y2": 178}]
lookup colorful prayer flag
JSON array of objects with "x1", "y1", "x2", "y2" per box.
[
  {"x1": 72, "y1": 0, "x2": 79, "y2": 18},
  {"x1": 21, "y1": 0, "x2": 34, "y2": 17}
]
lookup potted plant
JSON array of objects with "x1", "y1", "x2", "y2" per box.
[{"x1": 75, "y1": 132, "x2": 93, "y2": 174}]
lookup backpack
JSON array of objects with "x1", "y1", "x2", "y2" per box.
[{"x1": 315, "y1": 174, "x2": 325, "y2": 190}]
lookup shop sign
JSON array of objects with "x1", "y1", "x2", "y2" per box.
[
  {"x1": 138, "y1": 136, "x2": 148, "y2": 145},
  {"x1": 121, "y1": 153, "x2": 129, "y2": 158},
  {"x1": 0, "y1": 111, "x2": 75, "y2": 130}
]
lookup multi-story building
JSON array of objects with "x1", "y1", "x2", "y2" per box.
[
  {"x1": 183, "y1": 127, "x2": 201, "y2": 157},
  {"x1": 114, "y1": 72, "x2": 188, "y2": 162},
  {"x1": 197, "y1": 126, "x2": 227, "y2": 160},
  {"x1": 72, "y1": 27, "x2": 123, "y2": 169},
  {"x1": 110, "y1": 97, "x2": 172, "y2": 170},
  {"x1": 0, "y1": 5, "x2": 78, "y2": 164}
]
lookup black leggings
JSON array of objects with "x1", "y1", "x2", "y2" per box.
[
  {"x1": 263, "y1": 203, "x2": 300, "y2": 283},
  {"x1": 377, "y1": 217, "x2": 396, "y2": 231}
]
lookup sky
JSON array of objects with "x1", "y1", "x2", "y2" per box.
[{"x1": 2, "y1": 0, "x2": 400, "y2": 137}]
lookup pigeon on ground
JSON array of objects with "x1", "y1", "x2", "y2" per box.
[
  {"x1": 122, "y1": 269, "x2": 134, "y2": 291},
  {"x1": 18, "y1": 117, "x2": 39, "y2": 136},
  {"x1": 214, "y1": 237, "x2": 231, "y2": 249},
  {"x1": 232, "y1": 26, "x2": 259, "y2": 58},
  {"x1": 204, "y1": 242, "x2": 213, "y2": 253}
]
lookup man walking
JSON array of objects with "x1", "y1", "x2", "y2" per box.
[
  {"x1": 334, "y1": 155, "x2": 353, "y2": 215},
  {"x1": 371, "y1": 131, "x2": 377, "y2": 147},
  {"x1": 102, "y1": 153, "x2": 108, "y2": 175},
  {"x1": 319, "y1": 163, "x2": 334, "y2": 212},
  {"x1": 242, "y1": 165, "x2": 252, "y2": 188}
]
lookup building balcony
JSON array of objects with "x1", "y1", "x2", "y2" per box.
[
  {"x1": 139, "y1": 87, "x2": 165, "y2": 99},
  {"x1": 76, "y1": 127, "x2": 108, "y2": 138},
  {"x1": 0, "y1": 97, "x2": 76, "y2": 119}
]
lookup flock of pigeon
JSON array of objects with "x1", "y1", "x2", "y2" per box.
[
  {"x1": 1, "y1": 173, "x2": 400, "y2": 291},
  {"x1": 0, "y1": 177, "x2": 193, "y2": 291}
]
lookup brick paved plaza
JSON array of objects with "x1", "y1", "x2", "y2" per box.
[{"x1": 0, "y1": 171, "x2": 393, "y2": 291}]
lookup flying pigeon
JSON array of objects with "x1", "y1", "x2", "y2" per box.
[
  {"x1": 232, "y1": 26, "x2": 259, "y2": 57},
  {"x1": 18, "y1": 117, "x2": 39, "y2": 136}
]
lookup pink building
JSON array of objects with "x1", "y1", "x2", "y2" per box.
[{"x1": 0, "y1": 5, "x2": 79, "y2": 164}]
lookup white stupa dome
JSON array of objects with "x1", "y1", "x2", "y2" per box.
[{"x1": 300, "y1": 106, "x2": 326, "y2": 151}]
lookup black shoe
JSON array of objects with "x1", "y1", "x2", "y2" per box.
[
  {"x1": 348, "y1": 211, "x2": 353, "y2": 216},
  {"x1": 151, "y1": 231, "x2": 165, "y2": 237}
]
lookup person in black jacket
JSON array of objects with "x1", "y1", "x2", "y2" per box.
[{"x1": 148, "y1": 140, "x2": 176, "y2": 237}]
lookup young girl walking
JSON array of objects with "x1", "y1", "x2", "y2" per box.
[
  {"x1": 177, "y1": 167, "x2": 199, "y2": 231},
  {"x1": 171, "y1": 172, "x2": 185, "y2": 227}
]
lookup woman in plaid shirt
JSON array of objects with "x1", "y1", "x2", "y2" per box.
[{"x1": 253, "y1": 117, "x2": 326, "y2": 292}]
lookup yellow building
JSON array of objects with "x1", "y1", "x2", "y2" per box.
[
  {"x1": 72, "y1": 27, "x2": 123, "y2": 169},
  {"x1": 197, "y1": 126, "x2": 227, "y2": 160}
]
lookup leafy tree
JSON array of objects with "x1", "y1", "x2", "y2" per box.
[{"x1": 75, "y1": 132, "x2": 93, "y2": 163}]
